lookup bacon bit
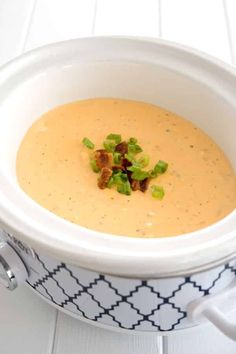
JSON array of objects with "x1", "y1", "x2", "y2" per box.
[
  {"x1": 139, "y1": 178, "x2": 150, "y2": 192},
  {"x1": 112, "y1": 165, "x2": 125, "y2": 172},
  {"x1": 97, "y1": 167, "x2": 113, "y2": 189},
  {"x1": 126, "y1": 170, "x2": 133, "y2": 182},
  {"x1": 130, "y1": 177, "x2": 150, "y2": 192},
  {"x1": 121, "y1": 157, "x2": 132, "y2": 169},
  {"x1": 115, "y1": 141, "x2": 128, "y2": 155},
  {"x1": 94, "y1": 149, "x2": 113, "y2": 169},
  {"x1": 131, "y1": 179, "x2": 140, "y2": 191}
]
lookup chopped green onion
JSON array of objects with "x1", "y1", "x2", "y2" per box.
[
  {"x1": 90, "y1": 159, "x2": 100, "y2": 173},
  {"x1": 112, "y1": 172, "x2": 122, "y2": 184},
  {"x1": 149, "y1": 169, "x2": 157, "y2": 178},
  {"x1": 131, "y1": 168, "x2": 150, "y2": 181},
  {"x1": 106, "y1": 133, "x2": 122, "y2": 144},
  {"x1": 103, "y1": 140, "x2": 116, "y2": 152},
  {"x1": 124, "y1": 153, "x2": 136, "y2": 163},
  {"x1": 128, "y1": 144, "x2": 143, "y2": 155},
  {"x1": 82, "y1": 137, "x2": 94, "y2": 149},
  {"x1": 127, "y1": 163, "x2": 143, "y2": 171},
  {"x1": 112, "y1": 169, "x2": 122, "y2": 175},
  {"x1": 151, "y1": 160, "x2": 168, "y2": 177},
  {"x1": 151, "y1": 185, "x2": 165, "y2": 200},
  {"x1": 113, "y1": 172, "x2": 128, "y2": 184},
  {"x1": 137, "y1": 155, "x2": 150, "y2": 168},
  {"x1": 127, "y1": 165, "x2": 138, "y2": 172},
  {"x1": 154, "y1": 160, "x2": 168, "y2": 174},
  {"x1": 129, "y1": 137, "x2": 138, "y2": 144},
  {"x1": 110, "y1": 171, "x2": 131, "y2": 195},
  {"x1": 120, "y1": 173, "x2": 128, "y2": 182},
  {"x1": 107, "y1": 176, "x2": 114, "y2": 188},
  {"x1": 113, "y1": 152, "x2": 121, "y2": 164},
  {"x1": 117, "y1": 180, "x2": 132, "y2": 195}
]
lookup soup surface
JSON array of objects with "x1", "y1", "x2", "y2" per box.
[{"x1": 16, "y1": 98, "x2": 236, "y2": 237}]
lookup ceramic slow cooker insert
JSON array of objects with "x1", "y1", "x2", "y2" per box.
[{"x1": 0, "y1": 37, "x2": 235, "y2": 338}]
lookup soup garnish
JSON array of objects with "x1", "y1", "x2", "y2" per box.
[{"x1": 82, "y1": 134, "x2": 168, "y2": 198}]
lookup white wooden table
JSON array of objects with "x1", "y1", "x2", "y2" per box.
[{"x1": 0, "y1": 1, "x2": 236, "y2": 353}]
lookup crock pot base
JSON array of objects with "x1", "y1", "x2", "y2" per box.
[
  {"x1": 5, "y1": 231, "x2": 236, "y2": 333},
  {"x1": 26, "y1": 281, "x2": 204, "y2": 335}
]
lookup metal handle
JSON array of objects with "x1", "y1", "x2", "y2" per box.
[
  {"x1": 188, "y1": 279, "x2": 236, "y2": 341},
  {"x1": 0, "y1": 240, "x2": 28, "y2": 290}
]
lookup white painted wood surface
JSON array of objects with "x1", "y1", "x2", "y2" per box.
[
  {"x1": 0, "y1": 0, "x2": 35, "y2": 65},
  {"x1": 25, "y1": 0, "x2": 97, "y2": 50},
  {"x1": 225, "y1": 0, "x2": 236, "y2": 64},
  {"x1": 0, "y1": 0, "x2": 236, "y2": 353},
  {"x1": 161, "y1": 0, "x2": 232, "y2": 62},
  {"x1": 0, "y1": 285, "x2": 57, "y2": 354},
  {"x1": 53, "y1": 312, "x2": 163, "y2": 354},
  {"x1": 163, "y1": 312, "x2": 236, "y2": 354},
  {"x1": 95, "y1": 0, "x2": 160, "y2": 37}
]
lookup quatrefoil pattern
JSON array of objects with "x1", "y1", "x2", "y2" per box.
[
  {"x1": 3, "y1": 229, "x2": 236, "y2": 332},
  {"x1": 23, "y1": 250, "x2": 236, "y2": 332}
]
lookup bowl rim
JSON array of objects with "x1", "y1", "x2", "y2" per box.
[{"x1": 0, "y1": 35, "x2": 235, "y2": 278}]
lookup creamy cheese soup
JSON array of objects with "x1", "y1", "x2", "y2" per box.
[{"x1": 16, "y1": 98, "x2": 236, "y2": 237}]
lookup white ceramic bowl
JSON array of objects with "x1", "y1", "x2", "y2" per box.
[{"x1": 0, "y1": 37, "x2": 235, "y2": 337}]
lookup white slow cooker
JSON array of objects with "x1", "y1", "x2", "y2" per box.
[{"x1": 0, "y1": 37, "x2": 235, "y2": 339}]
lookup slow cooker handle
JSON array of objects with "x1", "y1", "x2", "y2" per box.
[
  {"x1": 0, "y1": 239, "x2": 28, "y2": 290},
  {"x1": 188, "y1": 279, "x2": 236, "y2": 341}
]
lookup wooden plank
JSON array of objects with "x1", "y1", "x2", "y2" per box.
[
  {"x1": 94, "y1": 0, "x2": 160, "y2": 36},
  {"x1": 0, "y1": 0, "x2": 36, "y2": 65},
  {"x1": 164, "y1": 310, "x2": 236, "y2": 354},
  {"x1": 161, "y1": 0, "x2": 231, "y2": 62},
  {"x1": 53, "y1": 312, "x2": 163, "y2": 354},
  {"x1": 224, "y1": 0, "x2": 236, "y2": 64},
  {"x1": 25, "y1": 0, "x2": 96, "y2": 51},
  {"x1": 0, "y1": 285, "x2": 57, "y2": 354}
]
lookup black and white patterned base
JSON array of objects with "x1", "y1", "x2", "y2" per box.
[{"x1": 6, "y1": 232, "x2": 236, "y2": 332}]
